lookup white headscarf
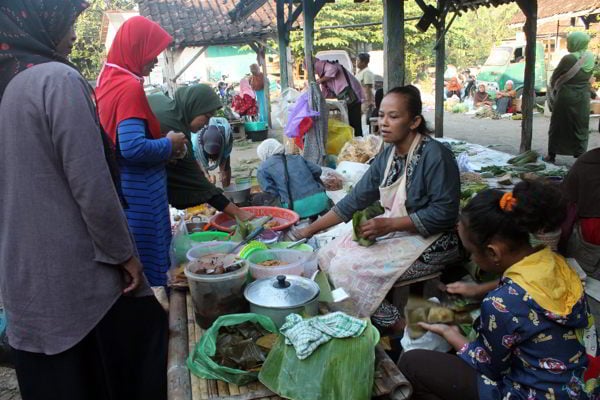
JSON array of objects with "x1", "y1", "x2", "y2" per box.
[{"x1": 257, "y1": 138, "x2": 285, "y2": 161}]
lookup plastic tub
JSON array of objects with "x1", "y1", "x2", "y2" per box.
[
  {"x1": 188, "y1": 231, "x2": 230, "y2": 242},
  {"x1": 186, "y1": 241, "x2": 240, "y2": 262},
  {"x1": 247, "y1": 249, "x2": 308, "y2": 279},
  {"x1": 184, "y1": 259, "x2": 249, "y2": 329}
]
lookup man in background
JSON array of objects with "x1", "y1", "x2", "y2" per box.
[{"x1": 355, "y1": 53, "x2": 375, "y2": 121}]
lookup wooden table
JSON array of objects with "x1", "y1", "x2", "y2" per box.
[{"x1": 167, "y1": 290, "x2": 412, "y2": 400}]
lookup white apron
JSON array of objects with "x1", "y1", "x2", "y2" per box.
[{"x1": 318, "y1": 134, "x2": 441, "y2": 317}]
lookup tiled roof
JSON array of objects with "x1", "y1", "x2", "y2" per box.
[
  {"x1": 510, "y1": 0, "x2": 600, "y2": 24},
  {"x1": 136, "y1": 0, "x2": 280, "y2": 48},
  {"x1": 446, "y1": 0, "x2": 517, "y2": 13}
]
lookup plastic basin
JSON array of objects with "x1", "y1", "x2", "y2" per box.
[
  {"x1": 244, "y1": 121, "x2": 267, "y2": 131},
  {"x1": 188, "y1": 231, "x2": 230, "y2": 242},
  {"x1": 209, "y1": 206, "x2": 299, "y2": 233},
  {"x1": 247, "y1": 249, "x2": 308, "y2": 279},
  {"x1": 186, "y1": 241, "x2": 240, "y2": 262},
  {"x1": 184, "y1": 259, "x2": 249, "y2": 329}
]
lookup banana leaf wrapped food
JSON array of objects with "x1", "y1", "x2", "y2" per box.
[
  {"x1": 404, "y1": 297, "x2": 473, "y2": 339},
  {"x1": 352, "y1": 202, "x2": 385, "y2": 247}
]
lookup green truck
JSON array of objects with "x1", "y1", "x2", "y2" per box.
[{"x1": 476, "y1": 40, "x2": 547, "y2": 98}]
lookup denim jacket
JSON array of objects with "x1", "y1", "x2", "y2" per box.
[{"x1": 257, "y1": 154, "x2": 325, "y2": 205}]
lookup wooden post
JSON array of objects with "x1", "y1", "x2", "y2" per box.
[
  {"x1": 302, "y1": 0, "x2": 328, "y2": 165},
  {"x1": 167, "y1": 290, "x2": 191, "y2": 400},
  {"x1": 383, "y1": 0, "x2": 405, "y2": 91},
  {"x1": 434, "y1": 1, "x2": 446, "y2": 138},
  {"x1": 516, "y1": 0, "x2": 537, "y2": 152},
  {"x1": 173, "y1": 47, "x2": 207, "y2": 82},
  {"x1": 257, "y1": 44, "x2": 272, "y2": 129},
  {"x1": 162, "y1": 48, "x2": 183, "y2": 97},
  {"x1": 276, "y1": 0, "x2": 290, "y2": 90}
]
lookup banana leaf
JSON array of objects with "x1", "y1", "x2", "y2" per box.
[
  {"x1": 352, "y1": 202, "x2": 385, "y2": 247},
  {"x1": 258, "y1": 322, "x2": 380, "y2": 400}
]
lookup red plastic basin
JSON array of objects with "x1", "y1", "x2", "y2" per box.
[{"x1": 209, "y1": 206, "x2": 300, "y2": 233}]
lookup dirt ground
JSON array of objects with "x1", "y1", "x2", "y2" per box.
[{"x1": 1, "y1": 111, "x2": 598, "y2": 399}]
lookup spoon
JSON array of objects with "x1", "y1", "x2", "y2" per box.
[{"x1": 285, "y1": 238, "x2": 307, "y2": 249}]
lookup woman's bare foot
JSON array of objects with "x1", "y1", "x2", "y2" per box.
[{"x1": 543, "y1": 154, "x2": 556, "y2": 163}]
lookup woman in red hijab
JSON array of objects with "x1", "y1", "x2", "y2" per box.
[{"x1": 96, "y1": 16, "x2": 187, "y2": 287}]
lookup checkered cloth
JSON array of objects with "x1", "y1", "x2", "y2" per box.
[{"x1": 279, "y1": 312, "x2": 367, "y2": 360}]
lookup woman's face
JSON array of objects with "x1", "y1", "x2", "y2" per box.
[
  {"x1": 505, "y1": 82, "x2": 513, "y2": 91},
  {"x1": 478, "y1": 84, "x2": 486, "y2": 93},
  {"x1": 458, "y1": 220, "x2": 502, "y2": 273},
  {"x1": 378, "y1": 93, "x2": 421, "y2": 145},
  {"x1": 56, "y1": 26, "x2": 77, "y2": 57},
  {"x1": 141, "y1": 57, "x2": 158, "y2": 76},
  {"x1": 190, "y1": 111, "x2": 214, "y2": 132}
]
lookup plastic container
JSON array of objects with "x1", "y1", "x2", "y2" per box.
[
  {"x1": 186, "y1": 241, "x2": 240, "y2": 262},
  {"x1": 184, "y1": 259, "x2": 249, "y2": 329},
  {"x1": 247, "y1": 249, "x2": 308, "y2": 279},
  {"x1": 188, "y1": 231, "x2": 230, "y2": 243}
]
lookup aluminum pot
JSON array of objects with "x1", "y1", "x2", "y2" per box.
[
  {"x1": 244, "y1": 275, "x2": 320, "y2": 328},
  {"x1": 223, "y1": 183, "x2": 251, "y2": 204}
]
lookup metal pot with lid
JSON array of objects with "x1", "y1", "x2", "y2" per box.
[{"x1": 244, "y1": 275, "x2": 320, "y2": 328}]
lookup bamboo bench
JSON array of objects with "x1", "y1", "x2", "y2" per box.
[{"x1": 167, "y1": 290, "x2": 412, "y2": 400}]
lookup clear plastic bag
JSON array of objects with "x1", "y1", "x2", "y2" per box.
[
  {"x1": 168, "y1": 220, "x2": 193, "y2": 287},
  {"x1": 320, "y1": 167, "x2": 345, "y2": 191}
]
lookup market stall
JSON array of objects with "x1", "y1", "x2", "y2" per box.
[{"x1": 167, "y1": 290, "x2": 412, "y2": 400}]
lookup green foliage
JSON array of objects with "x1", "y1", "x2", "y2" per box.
[
  {"x1": 70, "y1": 0, "x2": 136, "y2": 80},
  {"x1": 289, "y1": 0, "x2": 519, "y2": 82}
]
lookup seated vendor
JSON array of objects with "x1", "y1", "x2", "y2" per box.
[
  {"x1": 446, "y1": 77, "x2": 462, "y2": 100},
  {"x1": 256, "y1": 139, "x2": 330, "y2": 219},
  {"x1": 473, "y1": 84, "x2": 493, "y2": 108},
  {"x1": 148, "y1": 85, "x2": 251, "y2": 220},
  {"x1": 495, "y1": 80, "x2": 517, "y2": 114},
  {"x1": 399, "y1": 180, "x2": 596, "y2": 400},
  {"x1": 294, "y1": 85, "x2": 462, "y2": 325}
]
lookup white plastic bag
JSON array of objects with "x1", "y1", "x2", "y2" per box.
[{"x1": 400, "y1": 330, "x2": 452, "y2": 353}]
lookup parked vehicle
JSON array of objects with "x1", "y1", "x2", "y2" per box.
[{"x1": 476, "y1": 40, "x2": 547, "y2": 97}]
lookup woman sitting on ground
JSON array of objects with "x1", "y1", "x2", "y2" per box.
[
  {"x1": 256, "y1": 139, "x2": 330, "y2": 219},
  {"x1": 294, "y1": 85, "x2": 461, "y2": 330},
  {"x1": 495, "y1": 80, "x2": 517, "y2": 114},
  {"x1": 473, "y1": 84, "x2": 493, "y2": 108},
  {"x1": 399, "y1": 180, "x2": 597, "y2": 400}
]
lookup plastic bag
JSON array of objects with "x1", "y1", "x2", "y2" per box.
[
  {"x1": 326, "y1": 120, "x2": 353, "y2": 156},
  {"x1": 273, "y1": 88, "x2": 301, "y2": 129},
  {"x1": 187, "y1": 313, "x2": 278, "y2": 386},
  {"x1": 320, "y1": 167, "x2": 345, "y2": 191},
  {"x1": 258, "y1": 322, "x2": 379, "y2": 400},
  {"x1": 337, "y1": 135, "x2": 382, "y2": 163},
  {"x1": 168, "y1": 220, "x2": 193, "y2": 286},
  {"x1": 400, "y1": 330, "x2": 452, "y2": 353}
]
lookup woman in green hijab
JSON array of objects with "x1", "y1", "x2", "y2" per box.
[
  {"x1": 148, "y1": 84, "x2": 251, "y2": 220},
  {"x1": 545, "y1": 31, "x2": 596, "y2": 163}
]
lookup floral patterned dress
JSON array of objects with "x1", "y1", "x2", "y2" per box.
[{"x1": 458, "y1": 277, "x2": 597, "y2": 399}]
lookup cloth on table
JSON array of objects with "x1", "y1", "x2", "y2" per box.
[{"x1": 279, "y1": 312, "x2": 367, "y2": 360}]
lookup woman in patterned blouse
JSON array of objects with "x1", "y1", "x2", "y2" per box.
[{"x1": 399, "y1": 179, "x2": 598, "y2": 400}]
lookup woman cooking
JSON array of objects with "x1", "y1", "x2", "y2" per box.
[{"x1": 294, "y1": 85, "x2": 461, "y2": 324}]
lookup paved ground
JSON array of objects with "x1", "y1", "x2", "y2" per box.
[{"x1": 1, "y1": 111, "x2": 598, "y2": 399}]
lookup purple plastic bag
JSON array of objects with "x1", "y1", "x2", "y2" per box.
[{"x1": 284, "y1": 92, "x2": 320, "y2": 138}]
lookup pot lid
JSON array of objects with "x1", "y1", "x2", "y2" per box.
[{"x1": 244, "y1": 275, "x2": 320, "y2": 308}]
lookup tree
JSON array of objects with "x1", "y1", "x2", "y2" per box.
[
  {"x1": 70, "y1": 0, "x2": 136, "y2": 80},
  {"x1": 288, "y1": 0, "x2": 519, "y2": 82}
]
